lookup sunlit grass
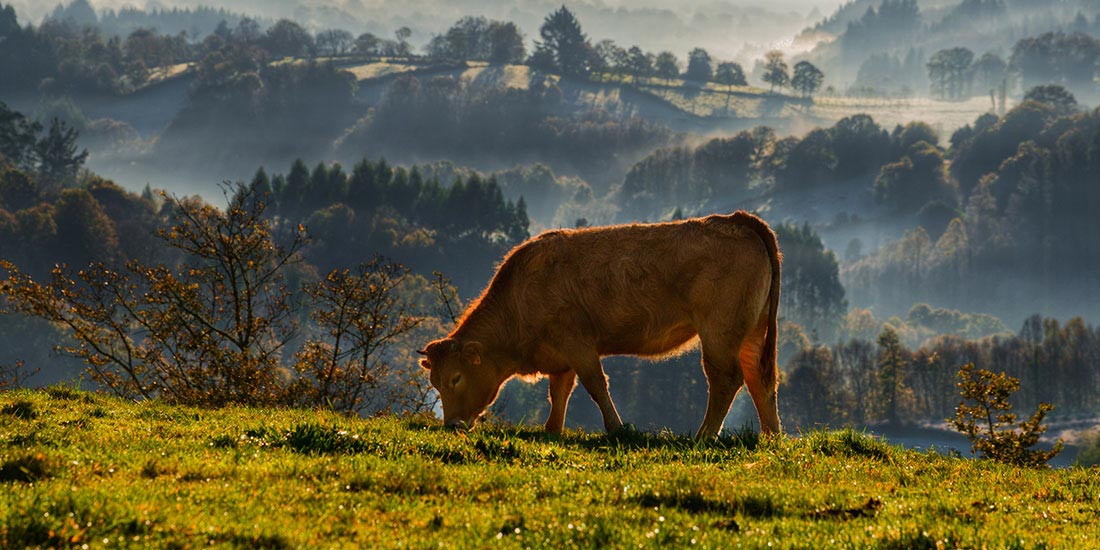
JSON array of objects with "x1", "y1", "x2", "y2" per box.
[
  {"x1": 460, "y1": 64, "x2": 532, "y2": 90},
  {"x1": 345, "y1": 61, "x2": 421, "y2": 81},
  {"x1": 1, "y1": 389, "x2": 1096, "y2": 548}
]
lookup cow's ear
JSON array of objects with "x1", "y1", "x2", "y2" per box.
[
  {"x1": 419, "y1": 357, "x2": 432, "y2": 370},
  {"x1": 462, "y1": 341, "x2": 483, "y2": 366}
]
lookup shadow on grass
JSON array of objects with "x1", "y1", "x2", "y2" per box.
[
  {"x1": 803, "y1": 429, "x2": 896, "y2": 460},
  {"x1": 634, "y1": 489, "x2": 783, "y2": 518},
  {"x1": 0, "y1": 453, "x2": 52, "y2": 482},
  {"x1": 454, "y1": 422, "x2": 762, "y2": 454}
]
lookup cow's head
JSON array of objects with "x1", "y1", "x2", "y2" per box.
[{"x1": 418, "y1": 337, "x2": 501, "y2": 430}]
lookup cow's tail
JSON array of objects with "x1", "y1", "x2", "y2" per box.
[{"x1": 736, "y1": 212, "x2": 781, "y2": 392}]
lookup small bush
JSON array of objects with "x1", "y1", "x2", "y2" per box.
[{"x1": 950, "y1": 363, "x2": 1063, "y2": 468}]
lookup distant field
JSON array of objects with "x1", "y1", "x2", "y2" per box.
[
  {"x1": 344, "y1": 61, "x2": 422, "y2": 81},
  {"x1": 135, "y1": 57, "x2": 1007, "y2": 139},
  {"x1": 632, "y1": 84, "x2": 1000, "y2": 136},
  {"x1": 811, "y1": 95, "x2": 1008, "y2": 137},
  {"x1": 134, "y1": 62, "x2": 194, "y2": 91},
  {"x1": 2, "y1": 389, "x2": 1097, "y2": 548},
  {"x1": 458, "y1": 64, "x2": 533, "y2": 90}
]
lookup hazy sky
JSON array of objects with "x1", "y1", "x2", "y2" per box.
[{"x1": 18, "y1": 0, "x2": 852, "y2": 21}]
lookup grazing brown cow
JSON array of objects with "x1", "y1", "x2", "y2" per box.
[{"x1": 418, "y1": 211, "x2": 782, "y2": 438}]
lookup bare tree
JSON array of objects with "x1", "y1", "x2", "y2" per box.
[
  {"x1": 292, "y1": 258, "x2": 423, "y2": 415},
  {"x1": 1, "y1": 184, "x2": 305, "y2": 406}
]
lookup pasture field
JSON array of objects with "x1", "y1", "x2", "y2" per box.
[
  {"x1": 344, "y1": 61, "x2": 422, "y2": 82},
  {"x1": 2, "y1": 388, "x2": 1097, "y2": 549},
  {"x1": 300, "y1": 61, "x2": 997, "y2": 137}
]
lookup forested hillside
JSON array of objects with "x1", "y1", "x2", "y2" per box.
[{"x1": 801, "y1": 0, "x2": 1100, "y2": 101}]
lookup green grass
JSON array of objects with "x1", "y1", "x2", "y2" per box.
[{"x1": 1, "y1": 389, "x2": 1097, "y2": 548}]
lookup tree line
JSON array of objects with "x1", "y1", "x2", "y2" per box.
[
  {"x1": 925, "y1": 32, "x2": 1100, "y2": 101},
  {"x1": 496, "y1": 307, "x2": 1091, "y2": 435},
  {"x1": 525, "y1": 6, "x2": 825, "y2": 98},
  {"x1": 0, "y1": 1, "x2": 417, "y2": 96},
  {"x1": 782, "y1": 315, "x2": 1100, "y2": 430}
]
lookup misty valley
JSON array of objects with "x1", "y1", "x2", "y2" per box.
[{"x1": 2, "y1": 0, "x2": 1100, "y2": 547}]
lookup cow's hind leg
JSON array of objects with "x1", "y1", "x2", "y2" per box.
[
  {"x1": 544, "y1": 370, "x2": 576, "y2": 434},
  {"x1": 696, "y1": 336, "x2": 745, "y2": 439},
  {"x1": 742, "y1": 319, "x2": 780, "y2": 435},
  {"x1": 573, "y1": 355, "x2": 625, "y2": 433}
]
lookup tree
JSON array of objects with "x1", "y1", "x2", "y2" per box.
[
  {"x1": 873, "y1": 141, "x2": 953, "y2": 212},
  {"x1": 774, "y1": 223, "x2": 847, "y2": 340},
  {"x1": 683, "y1": 47, "x2": 713, "y2": 82},
  {"x1": 0, "y1": 166, "x2": 37, "y2": 211},
  {"x1": 654, "y1": 51, "x2": 679, "y2": 85},
  {"x1": 829, "y1": 114, "x2": 891, "y2": 179},
  {"x1": 233, "y1": 18, "x2": 262, "y2": 44},
  {"x1": 50, "y1": 0, "x2": 97, "y2": 27},
  {"x1": 791, "y1": 61, "x2": 824, "y2": 98},
  {"x1": 713, "y1": 62, "x2": 746, "y2": 111},
  {"x1": 315, "y1": 29, "x2": 354, "y2": 57},
  {"x1": 782, "y1": 346, "x2": 848, "y2": 426},
  {"x1": 762, "y1": 50, "x2": 789, "y2": 92},
  {"x1": 593, "y1": 39, "x2": 626, "y2": 76},
  {"x1": 950, "y1": 363, "x2": 1063, "y2": 467},
  {"x1": 1023, "y1": 85, "x2": 1077, "y2": 114},
  {"x1": 52, "y1": 187, "x2": 119, "y2": 266},
  {"x1": 265, "y1": 19, "x2": 313, "y2": 59},
  {"x1": 1010, "y1": 32, "x2": 1100, "y2": 93},
  {"x1": 536, "y1": 6, "x2": 590, "y2": 78},
  {"x1": 488, "y1": 21, "x2": 525, "y2": 64},
  {"x1": 927, "y1": 47, "x2": 973, "y2": 101},
  {"x1": 876, "y1": 327, "x2": 916, "y2": 425},
  {"x1": 124, "y1": 28, "x2": 163, "y2": 75},
  {"x1": 394, "y1": 27, "x2": 412, "y2": 57},
  {"x1": 625, "y1": 46, "x2": 651, "y2": 84},
  {"x1": 354, "y1": 32, "x2": 381, "y2": 56},
  {"x1": 35, "y1": 118, "x2": 88, "y2": 192},
  {"x1": 0, "y1": 101, "x2": 41, "y2": 170},
  {"x1": 292, "y1": 258, "x2": 424, "y2": 414},
  {"x1": 436, "y1": 16, "x2": 490, "y2": 61},
  {"x1": 970, "y1": 52, "x2": 1006, "y2": 93}
]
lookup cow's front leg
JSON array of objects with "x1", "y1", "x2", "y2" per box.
[
  {"x1": 544, "y1": 370, "x2": 576, "y2": 434},
  {"x1": 574, "y1": 359, "x2": 624, "y2": 433}
]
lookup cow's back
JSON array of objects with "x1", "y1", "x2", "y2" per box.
[{"x1": 491, "y1": 214, "x2": 773, "y2": 358}]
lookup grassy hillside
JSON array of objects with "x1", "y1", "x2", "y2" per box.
[{"x1": 2, "y1": 389, "x2": 1097, "y2": 549}]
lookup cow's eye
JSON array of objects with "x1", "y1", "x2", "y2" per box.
[{"x1": 451, "y1": 373, "x2": 462, "y2": 387}]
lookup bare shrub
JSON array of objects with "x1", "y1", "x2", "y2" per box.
[{"x1": 1, "y1": 183, "x2": 436, "y2": 414}]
